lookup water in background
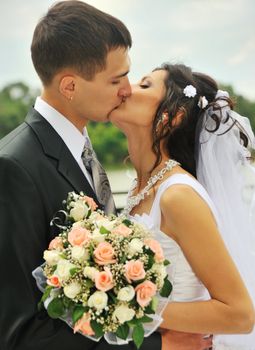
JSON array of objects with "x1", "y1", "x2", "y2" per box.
[{"x1": 107, "y1": 168, "x2": 135, "y2": 210}]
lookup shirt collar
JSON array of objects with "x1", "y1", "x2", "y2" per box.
[{"x1": 34, "y1": 97, "x2": 87, "y2": 162}]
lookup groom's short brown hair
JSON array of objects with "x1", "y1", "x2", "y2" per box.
[{"x1": 31, "y1": 0, "x2": 132, "y2": 85}]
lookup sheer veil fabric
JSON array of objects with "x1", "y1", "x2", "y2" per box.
[{"x1": 196, "y1": 90, "x2": 255, "y2": 348}]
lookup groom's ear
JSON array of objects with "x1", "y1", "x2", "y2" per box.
[{"x1": 58, "y1": 75, "x2": 75, "y2": 101}]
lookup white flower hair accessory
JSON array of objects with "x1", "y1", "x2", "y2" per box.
[
  {"x1": 183, "y1": 85, "x2": 197, "y2": 98},
  {"x1": 198, "y1": 96, "x2": 209, "y2": 109}
]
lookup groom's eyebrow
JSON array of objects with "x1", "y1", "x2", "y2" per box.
[{"x1": 112, "y1": 70, "x2": 130, "y2": 79}]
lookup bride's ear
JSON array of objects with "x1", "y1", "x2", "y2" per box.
[
  {"x1": 171, "y1": 107, "x2": 186, "y2": 127},
  {"x1": 58, "y1": 75, "x2": 75, "y2": 101}
]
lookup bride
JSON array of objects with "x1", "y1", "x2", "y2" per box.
[{"x1": 110, "y1": 63, "x2": 255, "y2": 349}]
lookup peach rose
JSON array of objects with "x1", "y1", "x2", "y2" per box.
[
  {"x1": 112, "y1": 224, "x2": 132, "y2": 237},
  {"x1": 82, "y1": 196, "x2": 98, "y2": 211},
  {"x1": 48, "y1": 237, "x2": 63, "y2": 251},
  {"x1": 135, "y1": 280, "x2": 157, "y2": 308},
  {"x1": 125, "y1": 260, "x2": 146, "y2": 283},
  {"x1": 94, "y1": 242, "x2": 116, "y2": 265},
  {"x1": 68, "y1": 227, "x2": 91, "y2": 247},
  {"x1": 144, "y1": 239, "x2": 164, "y2": 263},
  {"x1": 74, "y1": 313, "x2": 94, "y2": 336},
  {"x1": 47, "y1": 275, "x2": 61, "y2": 288},
  {"x1": 95, "y1": 267, "x2": 114, "y2": 292}
]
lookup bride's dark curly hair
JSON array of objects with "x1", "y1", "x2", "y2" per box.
[{"x1": 152, "y1": 63, "x2": 238, "y2": 177}]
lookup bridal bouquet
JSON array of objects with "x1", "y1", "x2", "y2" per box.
[{"x1": 34, "y1": 192, "x2": 172, "y2": 349}]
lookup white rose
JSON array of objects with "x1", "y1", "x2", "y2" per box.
[
  {"x1": 72, "y1": 221, "x2": 84, "y2": 229},
  {"x1": 113, "y1": 304, "x2": 135, "y2": 324},
  {"x1": 43, "y1": 250, "x2": 62, "y2": 266},
  {"x1": 117, "y1": 286, "x2": 135, "y2": 302},
  {"x1": 88, "y1": 291, "x2": 108, "y2": 310},
  {"x1": 128, "y1": 238, "x2": 144, "y2": 257},
  {"x1": 83, "y1": 266, "x2": 98, "y2": 281},
  {"x1": 70, "y1": 200, "x2": 88, "y2": 221},
  {"x1": 55, "y1": 259, "x2": 76, "y2": 281},
  {"x1": 92, "y1": 228, "x2": 106, "y2": 243},
  {"x1": 151, "y1": 263, "x2": 167, "y2": 287},
  {"x1": 71, "y1": 246, "x2": 89, "y2": 261},
  {"x1": 96, "y1": 219, "x2": 116, "y2": 232},
  {"x1": 63, "y1": 281, "x2": 81, "y2": 299}
]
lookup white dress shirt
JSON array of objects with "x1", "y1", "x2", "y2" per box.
[{"x1": 34, "y1": 97, "x2": 94, "y2": 189}]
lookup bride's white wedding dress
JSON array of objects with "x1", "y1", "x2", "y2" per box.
[{"x1": 130, "y1": 173, "x2": 254, "y2": 350}]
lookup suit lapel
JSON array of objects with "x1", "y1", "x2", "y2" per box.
[{"x1": 25, "y1": 108, "x2": 100, "y2": 206}]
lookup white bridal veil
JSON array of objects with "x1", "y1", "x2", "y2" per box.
[{"x1": 196, "y1": 90, "x2": 255, "y2": 349}]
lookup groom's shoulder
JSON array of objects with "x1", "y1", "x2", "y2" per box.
[{"x1": 0, "y1": 121, "x2": 37, "y2": 159}]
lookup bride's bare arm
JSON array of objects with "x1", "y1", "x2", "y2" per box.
[{"x1": 159, "y1": 184, "x2": 255, "y2": 334}]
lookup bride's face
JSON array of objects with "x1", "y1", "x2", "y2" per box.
[{"x1": 110, "y1": 69, "x2": 167, "y2": 129}]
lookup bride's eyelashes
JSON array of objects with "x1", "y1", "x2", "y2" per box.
[
  {"x1": 140, "y1": 84, "x2": 149, "y2": 89},
  {"x1": 139, "y1": 81, "x2": 151, "y2": 89}
]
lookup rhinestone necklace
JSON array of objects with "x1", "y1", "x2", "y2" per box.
[{"x1": 122, "y1": 159, "x2": 180, "y2": 216}]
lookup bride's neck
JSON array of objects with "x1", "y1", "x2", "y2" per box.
[{"x1": 126, "y1": 129, "x2": 168, "y2": 192}]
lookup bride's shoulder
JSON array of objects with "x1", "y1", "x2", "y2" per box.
[
  {"x1": 160, "y1": 182, "x2": 198, "y2": 212},
  {"x1": 160, "y1": 180, "x2": 211, "y2": 225}
]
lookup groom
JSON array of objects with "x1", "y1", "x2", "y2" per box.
[{"x1": 0, "y1": 1, "x2": 211, "y2": 350}]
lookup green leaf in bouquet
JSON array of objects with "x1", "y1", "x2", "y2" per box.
[
  {"x1": 100, "y1": 226, "x2": 110, "y2": 234},
  {"x1": 132, "y1": 322, "x2": 144, "y2": 349},
  {"x1": 119, "y1": 253, "x2": 127, "y2": 264},
  {"x1": 160, "y1": 278, "x2": 172, "y2": 298},
  {"x1": 144, "y1": 247, "x2": 155, "y2": 261},
  {"x1": 41, "y1": 286, "x2": 54, "y2": 303},
  {"x1": 89, "y1": 243, "x2": 95, "y2": 257},
  {"x1": 137, "y1": 315, "x2": 153, "y2": 323},
  {"x1": 84, "y1": 279, "x2": 94, "y2": 289},
  {"x1": 90, "y1": 320, "x2": 104, "y2": 338},
  {"x1": 51, "y1": 264, "x2": 58, "y2": 272},
  {"x1": 47, "y1": 297, "x2": 65, "y2": 319},
  {"x1": 72, "y1": 305, "x2": 87, "y2": 324},
  {"x1": 63, "y1": 296, "x2": 75, "y2": 309},
  {"x1": 147, "y1": 254, "x2": 155, "y2": 269},
  {"x1": 122, "y1": 219, "x2": 132, "y2": 227},
  {"x1": 38, "y1": 286, "x2": 54, "y2": 311},
  {"x1": 151, "y1": 296, "x2": 159, "y2": 312},
  {"x1": 59, "y1": 253, "x2": 67, "y2": 259},
  {"x1": 108, "y1": 291, "x2": 117, "y2": 303},
  {"x1": 70, "y1": 267, "x2": 80, "y2": 276},
  {"x1": 163, "y1": 259, "x2": 170, "y2": 266},
  {"x1": 144, "y1": 299, "x2": 156, "y2": 314},
  {"x1": 132, "y1": 278, "x2": 146, "y2": 287},
  {"x1": 116, "y1": 323, "x2": 129, "y2": 340},
  {"x1": 127, "y1": 319, "x2": 138, "y2": 327}
]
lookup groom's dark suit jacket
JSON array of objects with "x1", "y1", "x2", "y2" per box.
[{"x1": 0, "y1": 108, "x2": 161, "y2": 350}]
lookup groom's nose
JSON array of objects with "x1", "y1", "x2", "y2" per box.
[{"x1": 118, "y1": 78, "x2": 132, "y2": 100}]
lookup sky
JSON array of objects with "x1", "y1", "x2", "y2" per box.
[{"x1": 1, "y1": 0, "x2": 255, "y2": 99}]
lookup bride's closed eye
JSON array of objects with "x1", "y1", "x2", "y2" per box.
[
  {"x1": 139, "y1": 84, "x2": 150, "y2": 89},
  {"x1": 138, "y1": 76, "x2": 152, "y2": 89},
  {"x1": 139, "y1": 80, "x2": 151, "y2": 89}
]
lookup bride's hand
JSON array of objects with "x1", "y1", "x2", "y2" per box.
[{"x1": 161, "y1": 329, "x2": 212, "y2": 350}]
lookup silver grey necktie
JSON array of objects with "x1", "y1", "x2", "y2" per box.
[{"x1": 82, "y1": 143, "x2": 116, "y2": 215}]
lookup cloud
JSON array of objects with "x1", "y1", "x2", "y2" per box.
[
  {"x1": 0, "y1": 0, "x2": 255, "y2": 99},
  {"x1": 228, "y1": 39, "x2": 255, "y2": 66}
]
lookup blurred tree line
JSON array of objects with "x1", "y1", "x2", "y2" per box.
[{"x1": 0, "y1": 81, "x2": 255, "y2": 168}]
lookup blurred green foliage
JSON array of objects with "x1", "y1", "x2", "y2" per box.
[{"x1": 0, "y1": 81, "x2": 254, "y2": 167}]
